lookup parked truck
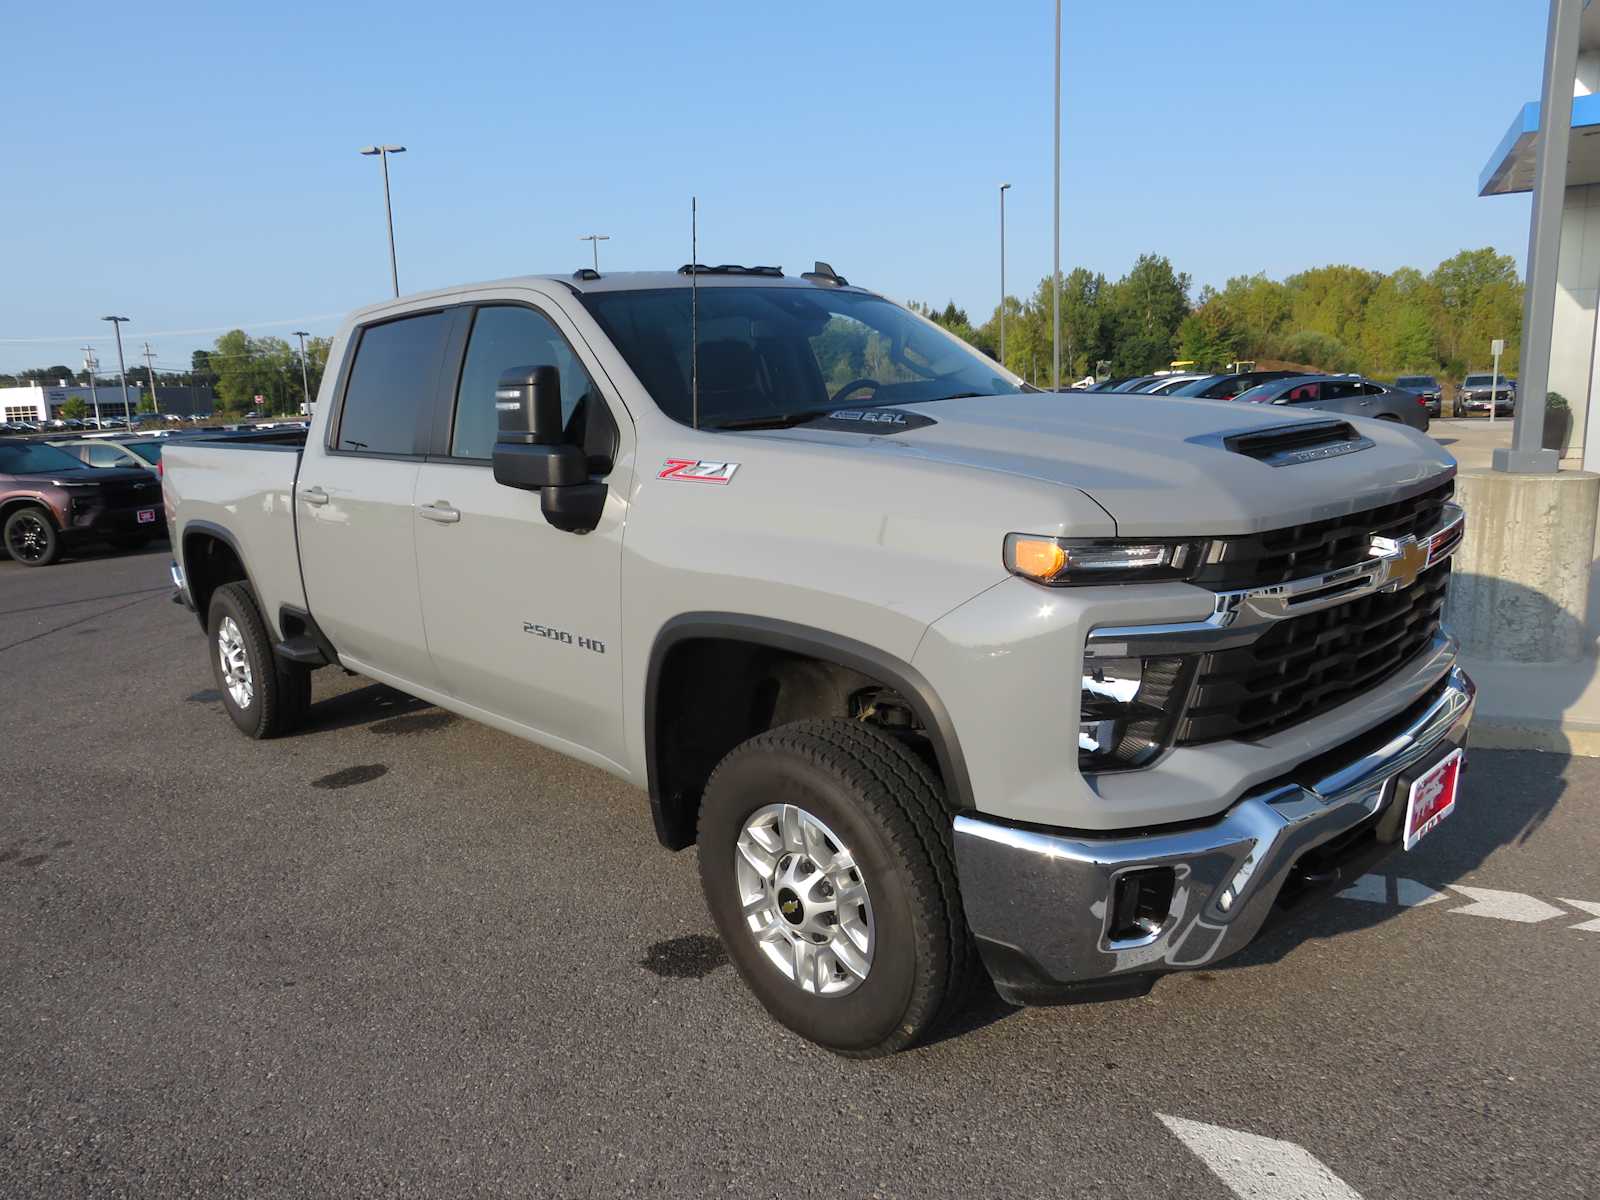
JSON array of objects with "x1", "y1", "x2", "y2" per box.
[{"x1": 163, "y1": 266, "x2": 1474, "y2": 1056}]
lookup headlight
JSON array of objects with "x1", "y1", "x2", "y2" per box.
[
  {"x1": 1079, "y1": 653, "x2": 1195, "y2": 772},
  {"x1": 1005, "y1": 535, "x2": 1207, "y2": 586}
]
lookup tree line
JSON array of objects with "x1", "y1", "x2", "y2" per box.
[
  {"x1": 1, "y1": 331, "x2": 332, "y2": 417},
  {"x1": 916, "y1": 247, "x2": 1524, "y2": 387}
]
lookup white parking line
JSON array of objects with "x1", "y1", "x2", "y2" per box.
[
  {"x1": 1338, "y1": 876, "x2": 1598, "y2": 929},
  {"x1": 1562, "y1": 900, "x2": 1600, "y2": 932},
  {"x1": 1159, "y1": 1114, "x2": 1364, "y2": 1199}
]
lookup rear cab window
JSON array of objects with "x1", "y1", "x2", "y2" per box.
[{"x1": 334, "y1": 311, "x2": 452, "y2": 456}]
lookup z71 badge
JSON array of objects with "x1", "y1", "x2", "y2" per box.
[{"x1": 659, "y1": 459, "x2": 739, "y2": 484}]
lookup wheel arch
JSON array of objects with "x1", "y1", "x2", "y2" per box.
[
  {"x1": 644, "y1": 613, "x2": 974, "y2": 851},
  {"x1": 179, "y1": 520, "x2": 257, "y2": 631}
]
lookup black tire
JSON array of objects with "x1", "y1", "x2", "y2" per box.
[
  {"x1": 697, "y1": 718, "x2": 976, "y2": 1057},
  {"x1": 3, "y1": 505, "x2": 60, "y2": 567},
  {"x1": 207, "y1": 581, "x2": 312, "y2": 739}
]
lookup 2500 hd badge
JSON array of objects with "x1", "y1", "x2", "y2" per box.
[{"x1": 522, "y1": 623, "x2": 606, "y2": 654}]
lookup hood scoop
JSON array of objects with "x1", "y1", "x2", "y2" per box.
[{"x1": 1203, "y1": 419, "x2": 1374, "y2": 468}]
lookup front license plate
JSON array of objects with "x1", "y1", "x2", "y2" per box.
[
  {"x1": 1403, "y1": 747, "x2": 1463, "y2": 850},
  {"x1": 137, "y1": 508, "x2": 157, "y2": 524}
]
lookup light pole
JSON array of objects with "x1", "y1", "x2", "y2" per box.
[
  {"x1": 81, "y1": 344, "x2": 102, "y2": 427},
  {"x1": 294, "y1": 330, "x2": 313, "y2": 413},
  {"x1": 359, "y1": 145, "x2": 406, "y2": 297},
  {"x1": 578, "y1": 234, "x2": 610, "y2": 272},
  {"x1": 1052, "y1": 0, "x2": 1061, "y2": 391},
  {"x1": 999, "y1": 183, "x2": 1012, "y2": 366},
  {"x1": 101, "y1": 316, "x2": 131, "y2": 423}
]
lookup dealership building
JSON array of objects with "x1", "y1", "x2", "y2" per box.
[
  {"x1": 0, "y1": 381, "x2": 212, "y2": 423},
  {"x1": 1480, "y1": 2, "x2": 1600, "y2": 467}
]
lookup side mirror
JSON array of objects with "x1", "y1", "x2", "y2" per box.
[{"x1": 490, "y1": 364, "x2": 608, "y2": 534}]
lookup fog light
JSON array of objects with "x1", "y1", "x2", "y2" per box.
[{"x1": 1108, "y1": 867, "x2": 1176, "y2": 943}]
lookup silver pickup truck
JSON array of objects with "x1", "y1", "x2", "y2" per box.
[{"x1": 164, "y1": 266, "x2": 1474, "y2": 1056}]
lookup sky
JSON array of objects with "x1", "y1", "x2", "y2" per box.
[{"x1": 0, "y1": 0, "x2": 1548, "y2": 375}]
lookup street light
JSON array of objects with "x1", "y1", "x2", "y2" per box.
[
  {"x1": 578, "y1": 233, "x2": 610, "y2": 272},
  {"x1": 293, "y1": 330, "x2": 313, "y2": 412},
  {"x1": 1052, "y1": 0, "x2": 1062, "y2": 391},
  {"x1": 999, "y1": 183, "x2": 1012, "y2": 366},
  {"x1": 359, "y1": 144, "x2": 406, "y2": 297},
  {"x1": 101, "y1": 316, "x2": 131, "y2": 422}
]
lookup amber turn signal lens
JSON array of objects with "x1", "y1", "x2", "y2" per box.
[{"x1": 1010, "y1": 537, "x2": 1067, "y2": 581}]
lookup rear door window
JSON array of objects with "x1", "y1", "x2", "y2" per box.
[
  {"x1": 1282, "y1": 382, "x2": 1322, "y2": 403},
  {"x1": 335, "y1": 311, "x2": 451, "y2": 456}
]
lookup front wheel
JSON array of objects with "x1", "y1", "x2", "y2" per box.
[
  {"x1": 697, "y1": 718, "x2": 977, "y2": 1057},
  {"x1": 207, "y1": 581, "x2": 312, "y2": 739},
  {"x1": 3, "y1": 505, "x2": 60, "y2": 567}
]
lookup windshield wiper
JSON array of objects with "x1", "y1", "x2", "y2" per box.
[{"x1": 709, "y1": 403, "x2": 886, "y2": 431}]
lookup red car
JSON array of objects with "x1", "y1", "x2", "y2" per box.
[{"x1": 0, "y1": 438, "x2": 165, "y2": 567}]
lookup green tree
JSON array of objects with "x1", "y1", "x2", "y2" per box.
[
  {"x1": 1105, "y1": 254, "x2": 1191, "y2": 374},
  {"x1": 1177, "y1": 300, "x2": 1241, "y2": 369},
  {"x1": 61, "y1": 396, "x2": 88, "y2": 420},
  {"x1": 1428, "y1": 248, "x2": 1521, "y2": 374}
]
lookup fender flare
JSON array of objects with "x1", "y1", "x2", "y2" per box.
[
  {"x1": 178, "y1": 519, "x2": 259, "y2": 631},
  {"x1": 643, "y1": 613, "x2": 975, "y2": 849}
]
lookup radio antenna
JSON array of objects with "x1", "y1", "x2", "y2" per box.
[{"x1": 691, "y1": 196, "x2": 699, "y2": 430}]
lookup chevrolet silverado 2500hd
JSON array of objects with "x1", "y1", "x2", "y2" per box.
[{"x1": 163, "y1": 266, "x2": 1474, "y2": 1056}]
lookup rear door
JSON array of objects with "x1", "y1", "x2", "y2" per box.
[
  {"x1": 295, "y1": 308, "x2": 456, "y2": 692},
  {"x1": 1317, "y1": 379, "x2": 1375, "y2": 418},
  {"x1": 412, "y1": 296, "x2": 632, "y2": 766}
]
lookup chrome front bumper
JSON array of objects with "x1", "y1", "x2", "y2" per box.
[{"x1": 953, "y1": 664, "x2": 1475, "y2": 1005}]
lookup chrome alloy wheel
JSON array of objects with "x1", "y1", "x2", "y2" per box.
[
  {"x1": 217, "y1": 616, "x2": 254, "y2": 709},
  {"x1": 734, "y1": 804, "x2": 875, "y2": 996}
]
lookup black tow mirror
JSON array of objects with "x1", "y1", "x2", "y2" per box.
[{"x1": 491, "y1": 364, "x2": 607, "y2": 533}]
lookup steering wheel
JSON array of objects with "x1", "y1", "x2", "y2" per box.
[{"x1": 830, "y1": 378, "x2": 881, "y2": 406}]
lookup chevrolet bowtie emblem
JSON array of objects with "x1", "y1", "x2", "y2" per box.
[
  {"x1": 1371, "y1": 534, "x2": 1429, "y2": 592},
  {"x1": 780, "y1": 898, "x2": 801, "y2": 917}
]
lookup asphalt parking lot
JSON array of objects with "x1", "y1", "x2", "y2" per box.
[{"x1": 3, "y1": 544, "x2": 1597, "y2": 1198}]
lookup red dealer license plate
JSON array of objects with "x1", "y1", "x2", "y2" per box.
[
  {"x1": 1403, "y1": 748, "x2": 1463, "y2": 850},
  {"x1": 137, "y1": 508, "x2": 157, "y2": 524}
]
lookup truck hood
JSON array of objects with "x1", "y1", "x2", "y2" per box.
[
  {"x1": 4, "y1": 466, "x2": 155, "y2": 488},
  {"x1": 768, "y1": 392, "x2": 1455, "y2": 536}
]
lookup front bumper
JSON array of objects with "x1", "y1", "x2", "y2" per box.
[{"x1": 953, "y1": 664, "x2": 1474, "y2": 1004}]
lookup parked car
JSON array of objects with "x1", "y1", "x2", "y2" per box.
[
  {"x1": 1164, "y1": 370, "x2": 1302, "y2": 401},
  {"x1": 1235, "y1": 375, "x2": 1430, "y2": 431},
  {"x1": 0, "y1": 438, "x2": 165, "y2": 566},
  {"x1": 49, "y1": 437, "x2": 168, "y2": 471},
  {"x1": 1456, "y1": 374, "x2": 1515, "y2": 417},
  {"x1": 1138, "y1": 373, "x2": 1214, "y2": 395},
  {"x1": 1394, "y1": 375, "x2": 1443, "y2": 418},
  {"x1": 164, "y1": 265, "x2": 1470, "y2": 1056}
]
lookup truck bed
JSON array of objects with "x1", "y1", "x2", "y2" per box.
[{"x1": 162, "y1": 441, "x2": 308, "y2": 637}]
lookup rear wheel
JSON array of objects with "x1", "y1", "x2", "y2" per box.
[
  {"x1": 3, "y1": 506, "x2": 59, "y2": 567},
  {"x1": 207, "y1": 581, "x2": 312, "y2": 739},
  {"x1": 697, "y1": 718, "x2": 976, "y2": 1057}
]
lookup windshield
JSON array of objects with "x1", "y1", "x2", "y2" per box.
[
  {"x1": 1395, "y1": 377, "x2": 1434, "y2": 388},
  {"x1": 0, "y1": 441, "x2": 90, "y2": 474},
  {"x1": 1462, "y1": 375, "x2": 1497, "y2": 387},
  {"x1": 125, "y1": 441, "x2": 164, "y2": 462},
  {"x1": 582, "y1": 286, "x2": 1022, "y2": 427}
]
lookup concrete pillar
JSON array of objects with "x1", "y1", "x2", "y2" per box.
[{"x1": 1446, "y1": 468, "x2": 1600, "y2": 661}]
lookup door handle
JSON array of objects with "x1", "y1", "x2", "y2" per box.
[
  {"x1": 301, "y1": 486, "x2": 330, "y2": 506},
  {"x1": 416, "y1": 502, "x2": 461, "y2": 524}
]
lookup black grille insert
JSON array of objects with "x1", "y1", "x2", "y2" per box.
[
  {"x1": 1177, "y1": 562, "x2": 1450, "y2": 745},
  {"x1": 1194, "y1": 478, "x2": 1454, "y2": 591}
]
